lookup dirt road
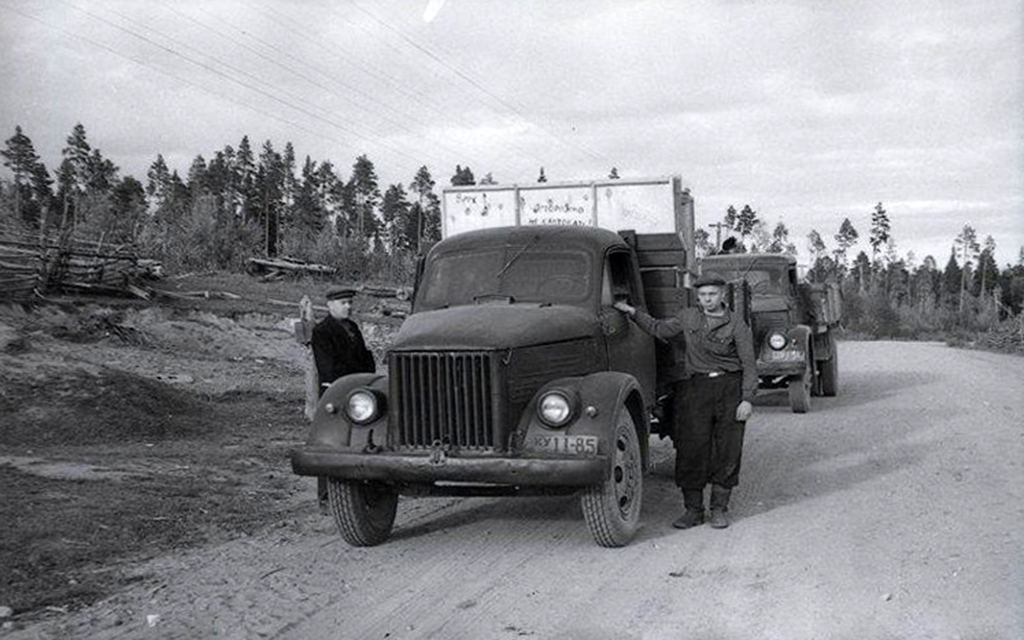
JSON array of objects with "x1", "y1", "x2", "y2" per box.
[{"x1": 9, "y1": 341, "x2": 1023, "y2": 639}]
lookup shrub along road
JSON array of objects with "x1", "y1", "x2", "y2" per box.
[{"x1": 7, "y1": 341, "x2": 1023, "y2": 639}]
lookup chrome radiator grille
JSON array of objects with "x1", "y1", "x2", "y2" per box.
[{"x1": 390, "y1": 352, "x2": 498, "y2": 450}]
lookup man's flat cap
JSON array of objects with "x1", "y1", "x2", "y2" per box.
[
  {"x1": 693, "y1": 272, "x2": 727, "y2": 288},
  {"x1": 326, "y1": 287, "x2": 357, "y2": 300}
]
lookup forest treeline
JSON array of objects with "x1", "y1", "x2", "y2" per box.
[{"x1": 2, "y1": 123, "x2": 1022, "y2": 347}]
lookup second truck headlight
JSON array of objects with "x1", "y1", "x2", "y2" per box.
[{"x1": 768, "y1": 332, "x2": 788, "y2": 350}]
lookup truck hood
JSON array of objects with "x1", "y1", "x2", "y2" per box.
[{"x1": 392, "y1": 304, "x2": 598, "y2": 351}]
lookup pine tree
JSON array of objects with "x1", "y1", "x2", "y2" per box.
[
  {"x1": 942, "y1": 248, "x2": 961, "y2": 306},
  {"x1": 380, "y1": 183, "x2": 412, "y2": 252},
  {"x1": 236, "y1": 136, "x2": 257, "y2": 221},
  {"x1": 30, "y1": 162, "x2": 55, "y2": 232},
  {"x1": 315, "y1": 161, "x2": 344, "y2": 229},
  {"x1": 256, "y1": 141, "x2": 284, "y2": 256},
  {"x1": 410, "y1": 166, "x2": 440, "y2": 250},
  {"x1": 294, "y1": 156, "x2": 325, "y2": 237},
  {"x1": 723, "y1": 205, "x2": 737, "y2": 230},
  {"x1": 974, "y1": 235, "x2": 997, "y2": 299},
  {"x1": 86, "y1": 148, "x2": 118, "y2": 194},
  {"x1": 348, "y1": 155, "x2": 381, "y2": 242},
  {"x1": 735, "y1": 205, "x2": 759, "y2": 247},
  {"x1": 58, "y1": 123, "x2": 93, "y2": 230},
  {"x1": 954, "y1": 224, "x2": 980, "y2": 312},
  {"x1": 806, "y1": 229, "x2": 832, "y2": 282},
  {"x1": 146, "y1": 155, "x2": 172, "y2": 209},
  {"x1": 281, "y1": 142, "x2": 297, "y2": 208},
  {"x1": 807, "y1": 229, "x2": 826, "y2": 260},
  {"x1": 853, "y1": 251, "x2": 871, "y2": 293},
  {"x1": 109, "y1": 176, "x2": 147, "y2": 243},
  {"x1": 834, "y1": 217, "x2": 859, "y2": 267},
  {"x1": 187, "y1": 155, "x2": 208, "y2": 202},
  {"x1": 2, "y1": 125, "x2": 42, "y2": 226},
  {"x1": 768, "y1": 222, "x2": 796, "y2": 254},
  {"x1": 869, "y1": 202, "x2": 891, "y2": 260}
]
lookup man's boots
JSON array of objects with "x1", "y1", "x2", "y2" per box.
[
  {"x1": 672, "y1": 489, "x2": 705, "y2": 529},
  {"x1": 709, "y1": 485, "x2": 731, "y2": 529}
]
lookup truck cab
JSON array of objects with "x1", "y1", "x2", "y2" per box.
[
  {"x1": 292, "y1": 226, "x2": 669, "y2": 547},
  {"x1": 700, "y1": 253, "x2": 841, "y2": 412}
]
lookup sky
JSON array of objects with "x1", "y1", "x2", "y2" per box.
[{"x1": 1, "y1": 0, "x2": 1022, "y2": 266}]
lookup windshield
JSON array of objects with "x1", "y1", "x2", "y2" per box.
[
  {"x1": 713, "y1": 268, "x2": 788, "y2": 295},
  {"x1": 417, "y1": 247, "x2": 594, "y2": 310}
]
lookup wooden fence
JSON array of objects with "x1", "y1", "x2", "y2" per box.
[{"x1": 0, "y1": 224, "x2": 141, "y2": 300}]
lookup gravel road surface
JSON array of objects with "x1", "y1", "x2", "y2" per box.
[{"x1": 10, "y1": 341, "x2": 1023, "y2": 639}]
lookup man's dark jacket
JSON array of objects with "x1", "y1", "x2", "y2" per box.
[{"x1": 311, "y1": 315, "x2": 376, "y2": 392}]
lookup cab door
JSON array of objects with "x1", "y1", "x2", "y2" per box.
[{"x1": 601, "y1": 248, "x2": 657, "y2": 404}]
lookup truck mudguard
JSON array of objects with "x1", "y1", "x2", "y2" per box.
[
  {"x1": 787, "y1": 324, "x2": 813, "y2": 360},
  {"x1": 515, "y1": 371, "x2": 649, "y2": 471},
  {"x1": 307, "y1": 373, "x2": 388, "y2": 451}
]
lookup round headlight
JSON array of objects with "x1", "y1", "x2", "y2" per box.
[
  {"x1": 768, "y1": 332, "x2": 788, "y2": 350},
  {"x1": 538, "y1": 392, "x2": 573, "y2": 428},
  {"x1": 346, "y1": 390, "x2": 378, "y2": 424}
]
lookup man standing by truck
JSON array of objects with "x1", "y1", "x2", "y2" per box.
[
  {"x1": 310, "y1": 286, "x2": 376, "y2": 512},
  {"x1": 614, "y1": 273, "x2": 757, "y2": 529}
]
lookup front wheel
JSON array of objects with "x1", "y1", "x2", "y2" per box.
[
  {"x1": 327, "y1": 479, "x2": 399, "y2": 547},
  {"x1": 581, "y1": 409, "x2": 643, "y2": 547},
  {"x1": 819, "y1": 334, "x2": 839, "y2": 397},
  {"x1": 788, "y1": 358, "x2": 812, "y2": 414}
]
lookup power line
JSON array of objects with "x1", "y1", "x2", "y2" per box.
[
  {"x1": 243, "y1": 0, "x2": 549, "y2": 177},
  {"x1": 54, "y1": 0, "x2": 424, "y2": 164},
  {"x1": 163, "y1": 5, "x2": 424, "y2": 140},
  {"x1": 343, "y1": 0, "x2": 613, "y2": 167},
  {"x1": 165, "y1": 3, "x2": 500, "y2": 167},
  {"x1": 0, "y1": 4, "x2": 352, "y2": 157}
]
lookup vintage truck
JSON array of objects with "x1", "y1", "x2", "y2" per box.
[
  {"x1": 291, "y1": 176, "x2": 701, "y2": 547},
  {"x1": 699, "y1": 253, "x2": 841, "y2": 413}
]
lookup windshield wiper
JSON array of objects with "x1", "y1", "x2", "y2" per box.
[{"x1": 496, "y1": 234, "x2": 539, "y2": 278}]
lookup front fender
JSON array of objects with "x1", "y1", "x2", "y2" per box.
[
  {"x1": 514, "y1": 371, "x2": 648, "y2": 472},
  {"x1": 308, "y1": 373, "x2": 388, "y2": 451},
  {"x1": 787, "y1": 324, "x2": 812, "y2": 360}
]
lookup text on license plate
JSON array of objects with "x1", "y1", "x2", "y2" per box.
[
  {"x1": 766, "y1": 350, "x2": 804, "y2": 361},
  {"x1": 532, "y1": 435, "x2": 598, "y2": 455}
]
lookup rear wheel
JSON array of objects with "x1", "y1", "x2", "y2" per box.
[
  {"x1": 819, "y1": 333, "x2": 839, "y2": 397},
  {"x1": 788, "y1": 357, "x2": 812, "y2": 413},
  {"x1": 581, "y1": 409, "x2": 643, "y2": 547},
  {"x1": 327, "y1": 479, "x2": 399, "y2": 547}
]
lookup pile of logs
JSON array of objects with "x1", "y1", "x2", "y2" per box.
[{"x1": 245, "y1": 256, "x2": 335, "y2": 280}]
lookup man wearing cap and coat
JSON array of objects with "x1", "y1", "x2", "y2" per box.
[
  {"x1": 312, "y1": 287, "x2": 376, "y2": 394},
  {"x1": 614, "y1": 272, "x2": 757, "y2": 529},
  {"x1": 310, "y1": 287, "x2": 376, "y2": 512}
]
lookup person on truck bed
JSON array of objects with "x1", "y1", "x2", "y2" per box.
[
  {"x1": 614, "y1": 273, "x2": 757, "y2": 529},
  {"x1": 310, "y1": 286, "x2": 376, "y2": 512}
]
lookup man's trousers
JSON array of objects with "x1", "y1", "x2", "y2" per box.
[{"x1": 674, "y1": 371, "x2": 747, "y2": 490}]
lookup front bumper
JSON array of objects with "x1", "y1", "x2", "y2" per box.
[
  {"x1": 291, "y1": 447, "x2": 607, "y2": 487},
  {"x1": 756, "y1": 359, "x2": 806, "y2": 377}
]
